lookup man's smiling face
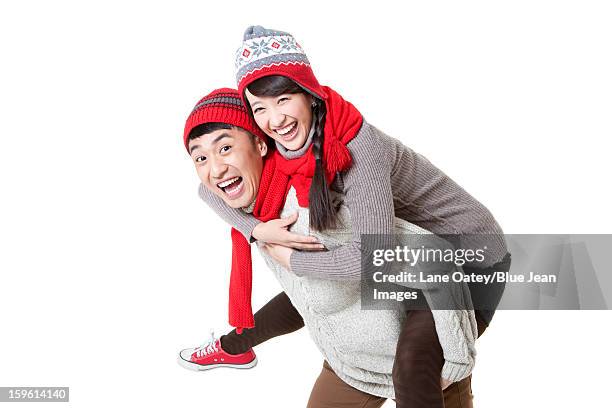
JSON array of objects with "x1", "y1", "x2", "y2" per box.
[{"x1": 189, "y1": 126, "x2": 267, "y2": 209}]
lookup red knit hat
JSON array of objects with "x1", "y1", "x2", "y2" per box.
[
  {"x1": 234, "y1": 26, "x2": 328, "y2": 102},
  {"x1": 183, "y1": 88, "x2": 266, "y2": 151}
]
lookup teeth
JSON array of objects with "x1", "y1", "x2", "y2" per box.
[
  {"x1": 275, "y1": 122, "x2": 296, "y2": 136},
  {"x1": 218, "y1": 177, "x2": 239, "y2": 188},
  {"x1": 225, "y1": 184, "x2": 242, "y2": 195}
]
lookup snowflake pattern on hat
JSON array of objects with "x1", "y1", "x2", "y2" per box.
[{"x1": 235, "y1": 35, "x2": 306, "y2": 74}]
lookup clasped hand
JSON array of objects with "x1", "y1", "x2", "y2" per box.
[{"x1": 253, "y1": 213, "x2": 325, "y2": 270}]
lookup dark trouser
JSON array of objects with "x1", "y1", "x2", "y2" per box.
[
  {"x1": 219, "y1": 254, "x2": 509, "y2": 407},
  {"x1": 307, "y1": 360, "x2": 387, "y2": 408},
  {"x1": 220, "y1": 292, "x2": 305, "y2": 353}
]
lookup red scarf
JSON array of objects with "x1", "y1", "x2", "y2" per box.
[{"x1": 228, "y1": 86, "x2": 363, "y2": 332}]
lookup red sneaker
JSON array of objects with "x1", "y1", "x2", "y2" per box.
[{"x1": 178, "y1": 331, "x2": 257, "y2": 371}]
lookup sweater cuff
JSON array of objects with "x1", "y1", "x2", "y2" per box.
[
  {"x1": 289, "y1": 250, "x2": 310, "y2": 277},
  {"x1": 441, "y1": 360, "x2": 474, "y2": 383},
  {"x1": 244, "y1": 219, "x2": 262, "y2": 243}
]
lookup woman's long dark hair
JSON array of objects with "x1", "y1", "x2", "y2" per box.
[{"x1": 246, "y1": 75, "x2": 337, "y2": 231}]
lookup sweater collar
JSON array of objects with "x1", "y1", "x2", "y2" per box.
[
  {"x1": 242, "y1": 200, "x2": 256, "y2": 214},
  {"x1": 275, "y1": 124, "x2": 315, "y2": 159}
]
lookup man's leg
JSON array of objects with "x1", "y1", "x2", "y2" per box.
[
  {"x1": 220, "y1": 291, "x2": 304, "y2": 354},
  {"x1": 307, "y1": 361, "x2": 387, "y2": 408}
]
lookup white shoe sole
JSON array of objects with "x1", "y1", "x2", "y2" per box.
[{"x1": 177, "y1": 355, "x2": 258, "y2": 371}]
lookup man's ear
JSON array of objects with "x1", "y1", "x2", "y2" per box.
[{"x1": 256, "y1": 138, "x2": 268, "y2": 157}]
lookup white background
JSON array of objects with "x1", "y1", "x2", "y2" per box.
[{"x1": 1, "y1": 1, "x2": 611, "y2": 407}]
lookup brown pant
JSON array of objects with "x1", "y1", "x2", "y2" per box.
[
  {"x1": 307, "y1": 313, "x2": 487, "y2": 408},
  {"x1": 308, "y1": 364, "x2": 476, "y2": 408},
  {"x1": 221, "y1": 294, "x2": 488, "y2": 408}
]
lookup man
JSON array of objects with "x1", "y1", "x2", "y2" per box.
[
  {"x1": 179, "y1": 88, "x2": 308, "y2": 373},
  {"x1": 177, "y1": 88, "x2": 490, "y2": 408}
]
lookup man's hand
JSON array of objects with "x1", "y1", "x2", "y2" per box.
[
  {"x1": 261, "y1": 243, "x2": 294, "y2": 270},
  {"x1": 253, "y1": 213, "x2": 325, "y2": 251},
  {"x1": 441, "y1": 377, "x2": 453, "y2": 391}
]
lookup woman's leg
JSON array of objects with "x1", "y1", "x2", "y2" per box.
[
  {"x1": 220, "y1": 291, "x2": 304, "y2": 354},
  {"x1": 392, "y1": 309, "x2": 445, "y2": 408},
  {"x1": 393, "y1": 253, "x2": 510, "y2": 407},
  {"x1": 307, "y1": 361, "x2": 387, "y2": 408},
  {"x1": 392, "y1": 309, "x2": 488, "y2": 408}
]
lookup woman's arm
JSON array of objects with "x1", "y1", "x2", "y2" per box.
[{"x1": 289, "y1": 124, "x2": 396, "y2": 280}]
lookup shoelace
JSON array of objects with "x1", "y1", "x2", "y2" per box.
[{"x1": 194, "y1": 330, "x2": 219, "y2": 358}]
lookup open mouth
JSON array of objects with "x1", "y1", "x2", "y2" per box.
[
  {"x1": 217, "y1": 176, "x2": 244, "y2": 199},
  {"x1": 274, "y1": 122, "x2": 298, "y2": 142}
]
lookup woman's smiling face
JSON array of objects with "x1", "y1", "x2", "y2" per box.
[{"x1": 245, "y1": 88, "x2": 313, "y2": 151}]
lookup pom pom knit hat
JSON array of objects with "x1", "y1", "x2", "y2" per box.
[
  {"x1": 234, "y1": 25, "x2": 327, "y2": 101},
  {"x1": 183, "y1": 88, "x2": 266, "y2": 151}
]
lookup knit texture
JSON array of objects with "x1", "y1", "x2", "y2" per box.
[
  {"x1": 183, "y1": 88, "x2": 266, "y2": 150},
  {"x1": 289, "y1": 123, "x2": 508, "y2": 276},
  {"x1": 257, "y1": 187, "x2": 477, "y2": 397},
  {"x1": 199, "y1": 121, "x2": 509, "y2": 324},
  {"x1": 229, "y1": 228, "x2": 254, "y2": 331},
  {"x1": 223, "y1": 85, "x2": 362, "y2": 332},
  {"x1": 235, "y1": 25, "x2": 326, "y2": 100}
]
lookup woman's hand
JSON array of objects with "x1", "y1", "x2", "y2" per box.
[
  {"x1": 261, "y1": 243, "x2": 294, "y2": 271},
  {"x1": 441, "y1": 377, "x2": 453, "y2": 390},
  {"x1": 253, "y1": 213, "x2": 325, "y2": 250}
]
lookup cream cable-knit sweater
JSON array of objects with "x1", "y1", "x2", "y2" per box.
[{"x1": 255, "y1": 187, "x2": 477, "y2": 398}]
